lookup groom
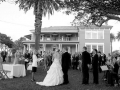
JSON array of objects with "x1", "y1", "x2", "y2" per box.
[{"x1": 61, "y1": 47, "x2": 71, "y2": 84}]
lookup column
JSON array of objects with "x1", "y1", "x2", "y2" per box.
[
  {"x1": 61, "y1": 44, "x2": 62, "y2": 51},
  {"x1": 43, "y1": 44, "x2": 46, "y2": 51},
  {"x1": 50, "y1": 34, "x2": 52, "y2": 41},
  {"x1": 23, "y1": 45, "x2": 26, "y2": 54},
  {"x1": 59, "y1": 44, "x2": 61, "y2": 50},
  {"x1": 68, "y1": 47, "x2": 71, "y2": 53},
  {"x1": 62, "y1": 36, "x2": 63, "y2": 41},
  {"x1": 76, "y1": 44, "x2": 78, "y2": 52},
  {"x1": 28, "y1": 44, "x2": 31, "y2": 52},
  {"x1": 78, "y1": 44, "x2": 80, "y2": 52}
]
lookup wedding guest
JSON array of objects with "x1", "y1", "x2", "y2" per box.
[
  {"x1": 98, "y1": 51, "x2": 102, "y2": 73},
  {"x1": 43, "y1": 51, "x2": 48, "y2": 71},
  {"x1": 92, "y1": 49, "x2": 99, "y2": 84},
  {"x1": 102, "y1": 54, "x2": 107, "y2": 65},
  {"x1": 24, "y1": 50, "x2": 30, "y2": 70},
  {"x1": 107, "y1": 53, "x2": 111, "y2": 63},
  {"x1": 1, "y1": 50, "x2": 7, "y2": 62},
  {"x1": 107, "y1": 57, "x2": 119, "y2": 86},
  {"x1": 75, "y1": 53, "x2": 79, "y2": 70},
  {"x1": 82, "y1": 46, "x2": 91, "y2": 84},
  {"x1": 13, "y1": 51, "x2": 19, "y2": 64},
  {"x1": 7, "y1": 50, "x2": 12, "y2": 63},
  {"x1": 31, "y1": 50, "x2": 38, "y2": 82}
]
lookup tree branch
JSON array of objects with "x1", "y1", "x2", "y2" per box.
[
  {"x1": 106, "y1": 9, "x2": 120, "y2": 15},
  {"x1": 106, "y1": 14, "x2": 120, "y2": 21}
]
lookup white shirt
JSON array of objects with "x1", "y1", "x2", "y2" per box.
[{"x1": 32, "y1": 54, "x2": 38, "y2": 67}]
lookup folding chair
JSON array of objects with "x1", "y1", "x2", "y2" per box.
[{"x1": 0, "y1": 63, "x2": 11, "y2": 79}]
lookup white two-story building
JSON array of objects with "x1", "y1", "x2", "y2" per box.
[{"x1": 23, "y1": 25, "x2": 112, "y2": 55}]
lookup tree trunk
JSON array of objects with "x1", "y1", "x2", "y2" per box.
[{"x1": 34, "y1": 2, "x2": 43, "y2": 52}]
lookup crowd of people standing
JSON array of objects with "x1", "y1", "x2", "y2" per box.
[{"x1": 0, "y1": 46, "x2": 120, "y2": 87}]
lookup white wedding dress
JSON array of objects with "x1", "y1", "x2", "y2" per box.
[{"x1": 36, "y1": 52, "x2": 63, "y2": 86}]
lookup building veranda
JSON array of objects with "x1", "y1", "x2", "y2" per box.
[{"x1": 23, "y1": 25, "x2": 112, "y2": 56}]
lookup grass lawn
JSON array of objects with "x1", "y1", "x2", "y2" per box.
[{"x1": 0, "y1": 67, "x2": 120, "y2": 90}]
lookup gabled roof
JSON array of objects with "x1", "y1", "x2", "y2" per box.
[{"x1": 24, "y1": 34, "x2": 31, "y2": 40}]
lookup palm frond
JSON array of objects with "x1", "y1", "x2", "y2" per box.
[
  {"x1": 16, "y1": 0, "x2": 65, "y2": 15},
  {"x1": 116, "y1": 31, "x2": 120, "y2": 41},
  {"x1": 110, "y1": 33, "x2": 115, "y2": 42}
]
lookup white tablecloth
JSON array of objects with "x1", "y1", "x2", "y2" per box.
[{"x1": 3, "y1": 64, "x2": 26, "y2": 78}]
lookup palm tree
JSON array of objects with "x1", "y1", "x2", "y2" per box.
[
  {"x1": 116, "y1": 32, "x2": 120, "y2": 41},
  {"x1": 110, "y1": 33, "x2": 115, "y2": 53},
  {"x1": 15, "y1": 0, "x2": 65, "y2": 52}
]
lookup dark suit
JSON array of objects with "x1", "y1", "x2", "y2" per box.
[
  {"x1": 82, "y1": 51, "x2": 91, "y2": 84},
  {"x1": 62, "y1": 52, "x2": 71, "y2": 84},
  {"x1": 24, "y1": 53, "x2": 30, "y2": 70},
  {"x1": 1, "y1": 51, "x2": 7, "y2": 62},
  {"x1": 92, "y1": 54, "x2": 99, "y2": 84},
  {"x1": 98, "y1": 55, "x2": 102, "y2": 73}
]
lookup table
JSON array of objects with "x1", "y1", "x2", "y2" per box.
[{"x1": 3, "y1": 64, "x2": 26, "y2": 78}]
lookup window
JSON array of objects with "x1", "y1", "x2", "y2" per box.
[
  {"x1": 86, "y1": 45, "x2": 91, "y2": 53},
  {"x1": 98, "y1": 31, "x2": 104, "y2": 39},
  {"x1": 92, "y1": 31, "x2": 97, "y2": 39},
  {"x1": 98, "y1": 45, "x2": 103, "y2": 53},
  {"x1": 85, "y1": 43, "x2": 104, "y2": 53},
  {"x1": 85, "y1": 31, "x2": 91, "y2": 39},
  {"x1": 92, "y1": 45, "x2": 97, "y2": 49},
  {"x1": 85, "y1": 29, "x2": 104, "y2": 39}
]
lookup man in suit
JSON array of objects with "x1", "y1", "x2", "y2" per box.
[
  {"x1": 62, "y1": 47, "x2": 71, "y2": 84},
  {"x1": 24, "y1": 50, "x2": 30, "y2": 70},
  {"x1": 82, "y1": 46, "x2": 91, "y2": 84},
  {"x1": 92, "y1": 49, "x2": 99, "y2": 84},
  {"x1": 98, "y1": 51, "x2": 102, "y2": 73},
  {"x1": 1, "y1": 50, "x2": 7, "y2": 62}
]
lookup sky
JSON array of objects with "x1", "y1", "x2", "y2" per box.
[{"x1": 0, "y1": 2, "x2": 120, "y2": 51}]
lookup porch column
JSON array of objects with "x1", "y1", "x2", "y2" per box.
[
  {"x1": 59, "y1": 44, "x2": 61, "y2": 50},
  {"x1": 61, "y1": 44, "x2": 62, "y2": 51},
  {"x1": 23, "y1": 45, "x2": 26, "y2": 54},
  {"x1": 76, "y1": 44, "x2": 78, "y2": 52},
  {"x1": 43, "y1": 44, "x2": 46, "y2": 51},
  {"x1": 78, "y1": 44, "x2": 80, "y2": 52},
  {"x1": 68, "y1": 47, "x2": 71, "y2": 53},
  {"x1": 28, "y1": 43, "x2": 30, "y2": 52},
  {"x1": 62, "y1": 36, "x2": 64, "y2": 41}
]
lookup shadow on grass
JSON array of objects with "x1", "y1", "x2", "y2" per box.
[{"x1": 0, "y1": 67, "x2": 119, "y2": 90}]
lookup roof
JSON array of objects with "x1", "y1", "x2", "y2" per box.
[
  {"x1": 24, "y1": 34, "x2": 31, "y2": 40},
  {"x1": 78, "y1": 25, "x2": 113, "y2": 29},
  {"x1": 30, "y1": 25, "x2": 113, "y2": 32}
]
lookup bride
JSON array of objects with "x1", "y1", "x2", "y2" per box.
[
  {"x1": 13, "y1": 50, "x2": 19, "y2": 64},
  {"x1": 36, "y1": 48, "x2": 63, "y2": 86}
]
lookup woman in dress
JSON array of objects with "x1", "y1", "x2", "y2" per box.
[
  {"x1": 13, "y1": 51, "x2": 19, "y2": 64},
  {"x1": 36, "y1": 48, "x2": 63, "y2": 86}
]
